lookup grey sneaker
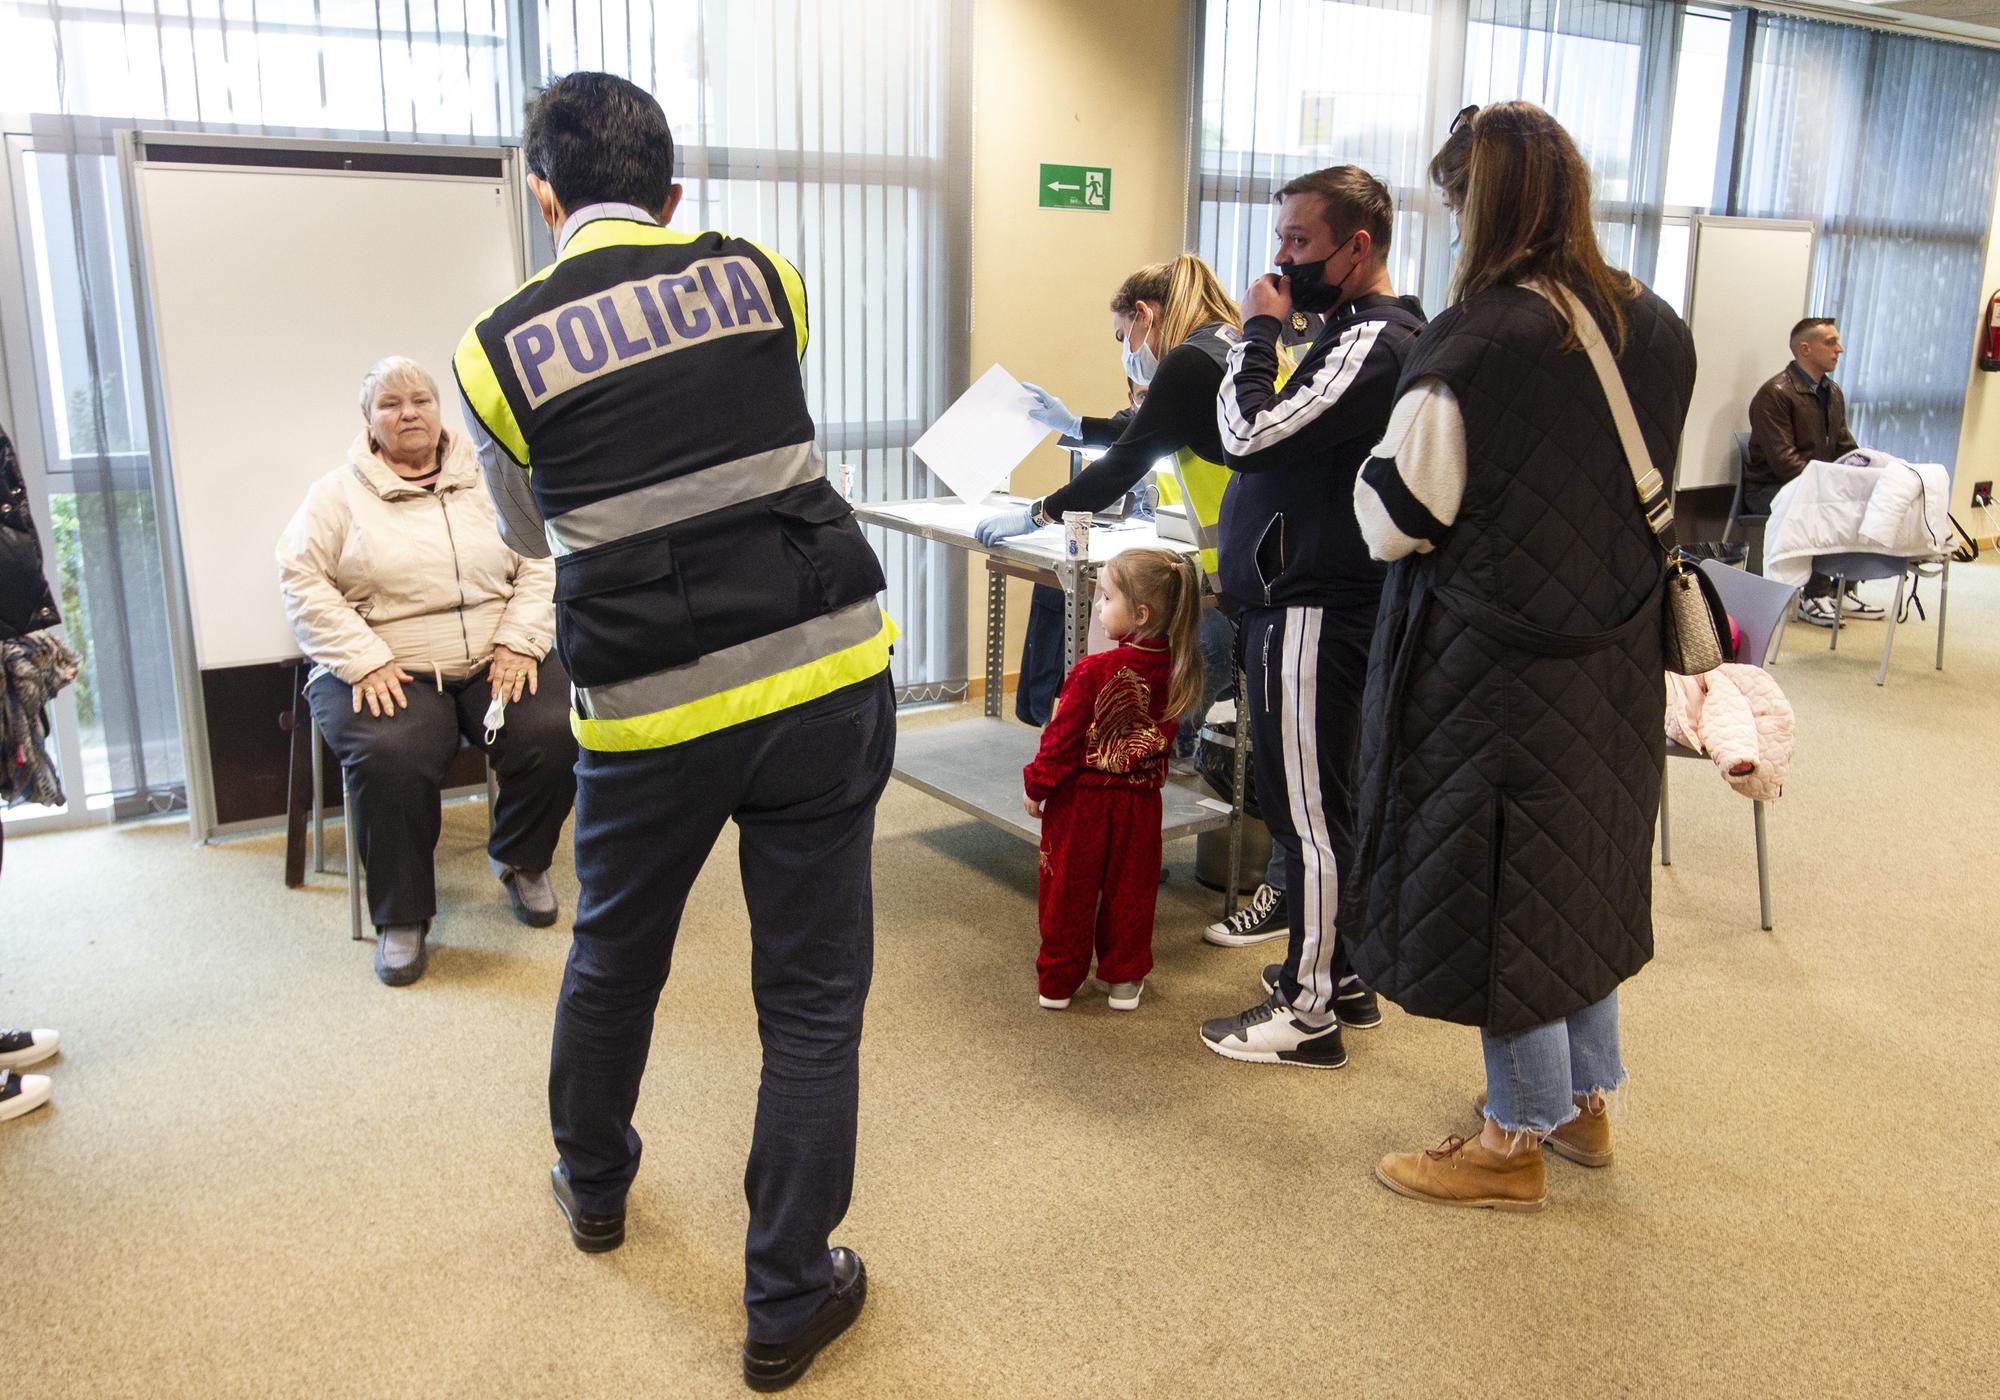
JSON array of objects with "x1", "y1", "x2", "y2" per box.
[
  {"x1": 1258, "y1": 965, "x2": 1382, "y2": 1029},
  {"x1": 1102, "y1": 980, "x2": 1144, "y2": 1011},
  {"x1": 375, "y1": 922, "x2": 429, "y2": 986},
  {"x1": 492, "y1": 858, "x2": 558, "y2": 927}
]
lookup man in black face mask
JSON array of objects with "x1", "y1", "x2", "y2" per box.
[{"x1": 1201, "y1": 165, "x2": 1427, "y2": 1072}]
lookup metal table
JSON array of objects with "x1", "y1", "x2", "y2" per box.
[{"x1": 856, "y1": 497, "x2": 1249, "y2": 914}]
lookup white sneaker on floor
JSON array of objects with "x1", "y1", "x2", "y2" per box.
[
  {"x1": 0, "y1": 1029, "x2": 59, "y2": 1070},
  {"x1": 1796, "y1": 596, "x2": 1843, "y2": 629},
  {"x1": 1100, "y1": 980, "x2": 1144, "y2": 1011},
  {"x1": 1841, "y1": 587, "x2": 1885, "y2": 619},
  {"x1": 1038, "y1": 994, "x2": 1071, "y2": 1010},
  {"x1": 0, "y1": 1069, "x2": 52, "y2": 1122}
]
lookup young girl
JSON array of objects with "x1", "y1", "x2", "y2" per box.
[{"x1": 1022, "y1": 547, "x2": 1203, "y2": 1011}]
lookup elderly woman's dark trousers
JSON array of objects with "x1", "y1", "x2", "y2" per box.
[{"x1": 306, "y1": 656, "x2": 577, "y2": 927}]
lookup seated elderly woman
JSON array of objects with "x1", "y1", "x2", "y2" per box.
[{"x1": 278, "y1": 356, "x2": 577, "y2": 987}]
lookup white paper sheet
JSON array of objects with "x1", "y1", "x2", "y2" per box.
[{"x1": 911, "y1": 363, "x2": 1050, "y2": 503}]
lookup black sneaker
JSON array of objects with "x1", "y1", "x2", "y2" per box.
[
  {"x1": 1199, "y1": 990, "x2": 1346, "y2": 1068},
  {"x1": 1258, "y1": 966, "x2": 1382, "y2": 1030},
  {"x1": 1203, "y1": 883, "x2": 1288, "y2": 947}
]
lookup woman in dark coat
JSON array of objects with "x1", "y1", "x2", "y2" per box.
[{"x1": 1343, "y1": 103, "x2": 1697, "y2": 1211}]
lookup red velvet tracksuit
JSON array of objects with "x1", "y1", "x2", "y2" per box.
[{"x1": 1023, "y1": 638, "x2": 1179, "y2": 1000}]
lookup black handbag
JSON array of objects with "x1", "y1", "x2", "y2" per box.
[{"x1": 1531, "y1": 281, "x2": 1731, "y2": 676}]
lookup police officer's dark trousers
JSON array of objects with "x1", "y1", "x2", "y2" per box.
[
  {"x1": 550, "y1": 671, "x2": 895, "y2": 1343},
  {"x1": 1240, "y1": 605, "x2": 1370, "y2": 1022}
]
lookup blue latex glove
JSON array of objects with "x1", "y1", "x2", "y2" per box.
[
  {"x1": 1022, "y1": 382, "x2": 1082, "y2": 438},
  {"x1": 974, "y1": 506, "x2": 1037, "y2": 546}
]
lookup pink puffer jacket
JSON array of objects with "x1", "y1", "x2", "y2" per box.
[{"x1": 1664, "y1": 663, "x2": 1796, "y2": 801}]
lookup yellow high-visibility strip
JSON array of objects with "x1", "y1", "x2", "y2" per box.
[
  {"x1": 572, "y1": 614, "x2": 897, "y2": 752},
  {"x1": 557, "y1": 218, "x2": 700, "y2": 262},
  {"x1": 453, "y1": 325, "x2": 531, "y2": 467},
  {"x1": 747, "y1": 240, "x2": 810, "y2": 360}
]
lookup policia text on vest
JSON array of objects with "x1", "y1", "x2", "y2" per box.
[{"x1": 455, "y1": 216, "x2": 897, "y2": 753}]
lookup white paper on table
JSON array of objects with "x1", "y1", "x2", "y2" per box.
[{"x1": 911, "y1": 363, "x2": 1050, "y2": 503}]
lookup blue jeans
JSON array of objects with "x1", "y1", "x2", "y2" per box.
[{"x1": 1479, "y1": 990, "x2": 1626, "y2": 1134}]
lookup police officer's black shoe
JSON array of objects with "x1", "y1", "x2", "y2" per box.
[
  {"x1": 549, "y1": 1164, "x2": 625, "y2": 1253},
  {"x1": 741, "y1": 1247, "x2": 866, "y2": 1392}
]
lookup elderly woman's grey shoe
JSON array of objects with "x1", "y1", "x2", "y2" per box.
[
  {"x1": 492, "y1": 858, "x2": 558, "y2": 927},
  {"x1": 374, "y1": 922, "x2": 429, "y2": 986}
]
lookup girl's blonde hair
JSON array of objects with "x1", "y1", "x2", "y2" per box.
[
  {"x1": 1103, "y1": 547, "x2": 1204, "y2": 723},
  {"x1": 1109, "y1": 253, "x2": 1242, "y2": 355}
]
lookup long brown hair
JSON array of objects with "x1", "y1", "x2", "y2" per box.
[
  {"x1": 1103, "y1": 547, "x2": 1204, "y2": 723},
  {"x1": 1431, "y1": 101, "x2": 1638, "y2": 354},
  {"x1": 1110, "y1": 253, "x2": 1242, "y2": 355}
]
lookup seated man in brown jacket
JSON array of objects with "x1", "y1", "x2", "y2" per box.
[{"x1": 1746, "y1": 316, "x2": 1875, "y2": 627}]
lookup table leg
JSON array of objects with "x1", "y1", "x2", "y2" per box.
[
  {"x1": 1223, "y1": 663, "x2": 1250, "y2": 920},
  {"x1": 1061, "y1": 562, "x2": 1091, "y2": 676},
  {"x1": 984, "y1": 568, "x2": 1006, "y2": 719}
]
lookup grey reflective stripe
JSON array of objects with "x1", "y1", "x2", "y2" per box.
[
  {"x1": 542, "y1": 441, "x2": 824, "y2": 556},
  {"x1": 574, "y1": 599, "x2": 884, "y2": 720}
]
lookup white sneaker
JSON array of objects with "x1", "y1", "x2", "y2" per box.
[
  {"x1": 1796, "y1": 596, "x2": 1843, "y2": 629},
  {"x1": 1842, "y1": 587, "x2": 1885, "y2": 619},
  {"x1": 0, "y1": 1069, "x2": 52, "y2": 1122},
  {"x1": 1038, "y1": 994, "x2": 1071, "y2": 1010},
  {"x1": 1100, "y1": 980, "x2": 1144, "y2": 1011},
  {"x1": 0, "y1": 1028, "x2": 59, "y2": 1070},
  {"x1": 1198, "y1": 990, "x2": 1347, "y2": 1068}
]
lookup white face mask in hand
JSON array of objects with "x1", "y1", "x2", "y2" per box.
[{"x1": 483, "y1": 693, "x2": 507, "y2": 746}]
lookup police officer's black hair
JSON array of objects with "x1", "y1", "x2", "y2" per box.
[{"x1": 523, "y1": 72, "x2": 677, "y2": 214}]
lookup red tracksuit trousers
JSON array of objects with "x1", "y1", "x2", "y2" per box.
[{"x1": 1036, "y1": 782, "x2": 1161, "y2": 1000}]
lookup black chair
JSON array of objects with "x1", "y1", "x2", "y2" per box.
[{"x1": 1721, "y1": 431, "x2": 1769, "y2": 572}]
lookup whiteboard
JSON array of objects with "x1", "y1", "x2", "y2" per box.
[
  {"x1": 135, "y1": 160, "x2": 523, "y2": 668},
  {"x1": 1678, "y1": 217, "x2": 1816, "y2": 490}
]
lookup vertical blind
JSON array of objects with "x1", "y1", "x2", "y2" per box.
[
  {"x1": 1194, "y1": 0, "x2": 1685, "y2": 313},
  {"x1": 1194, "y1": 0, "x2": 1439, "y2": 304},
  {"x1": 1733, "y1": 13, "x2": 2000, "y2": 469},
  {"x1": 537, "y1": 0, "x2": 968, "y2": 695},
  {"x1": 1460, "y1": 0, "x2": 1681, "y2": 285}
]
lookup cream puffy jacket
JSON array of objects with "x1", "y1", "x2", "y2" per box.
[{"x1": 277, "y1": 429, "x2": 554, "y2": 686}]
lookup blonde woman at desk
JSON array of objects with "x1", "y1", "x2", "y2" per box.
[{"x1": 974, "y1": 253, "x2": 1240, "y2": 560}]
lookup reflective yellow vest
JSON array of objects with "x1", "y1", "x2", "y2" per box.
[{"x1": 454, "y1": 217, "x2": 894, "y2": 752}]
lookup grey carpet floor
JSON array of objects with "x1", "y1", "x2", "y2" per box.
[{"x1": 3, "y1": 561, "x2": 1995, "y2": 1399}]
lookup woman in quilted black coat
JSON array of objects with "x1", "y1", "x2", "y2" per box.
[{"x1": 1343, "y1": 104, "x2": 1696, "y2": 1211}]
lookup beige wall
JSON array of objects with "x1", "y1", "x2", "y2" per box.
[
  {"x1": 1953, "y1": 149, "x2": 2000, "y2": 546},
  {"x1": 963, "y1": 0, "x2": 1194, "y2": 677}
]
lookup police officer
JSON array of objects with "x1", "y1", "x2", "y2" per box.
[{"x1": 455, "y1": 73, "x2": 895, "y2": 1392}]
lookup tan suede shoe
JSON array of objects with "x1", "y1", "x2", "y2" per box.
[
  {"x1": 1473, "y1": 1093, "x2": 1613, "y2": 1168},
  {"x1": 1375, "y1": 1134, "x2": 1547, "y2": 1212}
]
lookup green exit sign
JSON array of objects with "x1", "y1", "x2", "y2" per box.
[{"x1": 1039, "y1": 163, "x2": 1111, "y2": 211}]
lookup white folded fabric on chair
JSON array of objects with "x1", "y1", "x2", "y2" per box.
[{"x1": 1762, "y1": 454, "x2": 1951, "y2": 586}]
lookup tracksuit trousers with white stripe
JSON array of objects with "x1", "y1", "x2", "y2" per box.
[{"x1": 1240, "y1": 605, "x2": 1371, "y2": 1024}]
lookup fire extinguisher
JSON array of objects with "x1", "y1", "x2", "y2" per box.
[{"x1": 1981, "y1": 290, "x2": 2000, "y2": 371}]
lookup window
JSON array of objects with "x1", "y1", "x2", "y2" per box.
[
  {"x1": 538, "y1": 0, "x2": 967, "y2": 692},
  {"x1": 1194, "y1": 0, "x2": 1437, "y2": 302}
]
